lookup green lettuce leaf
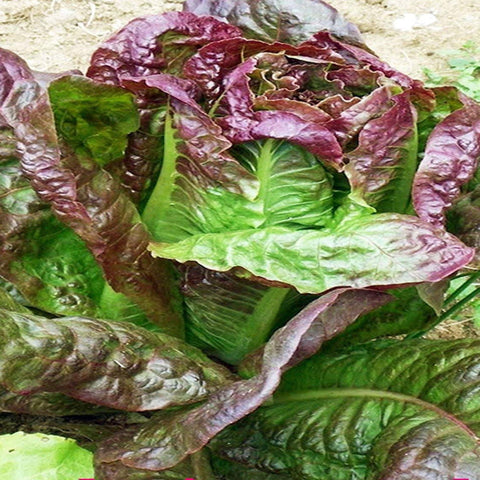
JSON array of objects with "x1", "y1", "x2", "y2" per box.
[
  {"x1": 150, "y1": 213, "x2": 473, "y2": 294},
  {"x1": 0, "y1": 64, "x2": 151, "y2": 325},
  {"x1": 48, "y1": 76, "x2": 139, "y2": 166},
  {"x1": 181, "y1": 264, "x2": 292, "y2": 364},
  {"x1": 0, "y1": 432, "x2": 94, "y2": 479},
  {"x1": 10, "y1": 216, "x2": 105, "y2": 317},
  {"x1": 0, "y1": 81, "x2": 106, "y2": 318},
  {"x1": 210, "y1": 339, "x2": 480, "y2": 479},
  {"x1": 94, "y1": 289, "x2": 390, "y2": 473}
]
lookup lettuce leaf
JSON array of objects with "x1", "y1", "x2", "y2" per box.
[
  {"x1": 87, "y1": 11, "x2": 242, "y2": 84},
  {"x1": 95, "y1": 289, "x2": 390, "y2": 473},
  {"x1": 183, "y1": 0, "x2": 365, "y2": 47},
  {"x1": 413, "y1": 94, "x2": 480, "y2": 229},
  {"x1": 0, "y1": 54, "x2": 183, "y2": 335},
  {"x1": 0, "y1": 432, "x2": 94, "y2": 480},
  {"x1": 210, "y1": 339, "x2": 480, "y2": 479},
  {"x1": 0, "y1": 306, "x2": 232, "y2": 411},
  {"x1": 151, "y1": 213, "x2": 473, "y2": 294}
]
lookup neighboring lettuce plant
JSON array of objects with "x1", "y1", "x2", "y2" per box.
[
  {"x1": 0, "y1": 432, "x2": 94, "y2": 479},
  {"x1": 0, "y1": 0, "x2": 480, "y2": 478}
]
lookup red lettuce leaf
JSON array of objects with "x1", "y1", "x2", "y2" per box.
[
  {"x1": 95, "y1": 288, "x2": 391, "y2": 473},
  {"x1": 0, "y1": 49, "x2": 33, "y2": 103},
  {"x1": 183, "y1": 37, "x2": 346, "y2": 102},
  {"x1": 0, "y1": 307, "x2": 232, "y2": 411},
  {"x1": 344, "y1": 91, "x2": 418, "y2": 213},
  {"x1": 183, "y1": 0, "x2": 365, "y2": 47},
  {"x1": 185, "y1": 45, "x2": 344, "y2": 168},
  {"x1": 0, "y1": 288, "x2": 111, "y2": 416},
  {"x1": 87, "y1": 11, "x2": 241, "y2": 205},
  {"x1": 0, "y1": 119, "x2": 50, "y2": 299},
  {"x1": 0, "y1": 50, "x2": 109, "y2": 318},
  {"x1": 87, "y1": 11, "x2": 242, "y2": 84},
  {"x1": 325, "y1": 85, "x2": 396, "y2": 146},
  {"x1": 413, "y1": 94, "x2": 480, "y2": 229},
  {"x1": 301, "y1": 32, "x2": 418, "y2": 89}
]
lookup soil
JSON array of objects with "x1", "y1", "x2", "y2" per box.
[
  {"x1": 1, "y1": 0, "x2": 479, "y2": 79},
  {"x1": 1, "y1": 0, "x2": 479, "y2": 339}
]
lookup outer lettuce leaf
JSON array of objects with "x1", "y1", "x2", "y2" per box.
[
  {"x1": 0, "y1": 117, "x2": 106, "y2": 318},
  {"x1": 0, "y1": 432, "x2": 94, "y2": 480},
  {"x1": 211, "y1": 396, "x2": 480, "y2": 479},
  {"x1": 95, "y1": 289, "x2": 390, "y2": 473},
  {"x1": 321, "y1": 286, "x2": 437, "y2": 352},
  {"x1": 10, "y1": 216, "x2": 106, "y2": 317},
  {"x1": 0, "y1": 50, "x2": 110, "y2": 319},
  {"x1": 0, "y1": 60, "x2": 183, "y2": 335},
  {"x1": 279, "y1": 338, "x2": 480, "y2": 427},
  {"x1": 0, "y1": 287, "x2": 113, "y2": 416},
  {"x1": 0, "y1": 121, "x2": 48, "y2": 291},
  {"x1": 0, "y1": 119, "x2": 149, "y2": 323},
  {"x1": 448, "y1": 184, "x2": 480, "y2": 265},
  {"x1": 183, "y1": 0, "x2": 365, "y2": 47},
  {"x1": 345, "y1": 92, "x2": 418, "y2": 213},
  {"x1": 0, "y1": 49, "x2": 33, "y2": 101},
  {"x1": 0, "y1": 286, "x2": 29, "y2": 313},
  {"x1": 413, "y1": 94, "x2": 480, "y2": 229},
  {"x1": 48, "y1": 75, "x2": 139, "y2": 166},
  {"x1": 87, "y1": 11, "x2": 242, "y2": 85},
  {"x1": 210, "y1": 339, "x2": 480, "y2": 479},
  {"x1": 0, "y1": 307, "x2": 232, "y2": 411},
  {"x1": 150, "y1": 213, "x2": 474, "y2": 294}
]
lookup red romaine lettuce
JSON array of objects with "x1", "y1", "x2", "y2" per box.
[{"x1": 0, "y1": 2, "x2": 479, "y2": 479}]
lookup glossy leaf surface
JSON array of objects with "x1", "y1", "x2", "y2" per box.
[
  {"x1": 0, "y1": 308, "x2": 232, "y2": 411},
  {"x1": 210, "y1": 339, "x2": 480, "y2": 479}
]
